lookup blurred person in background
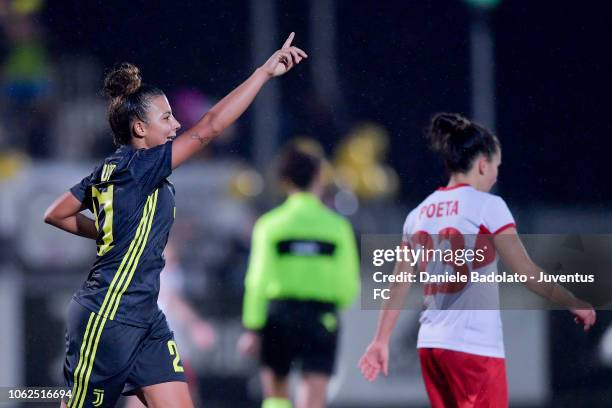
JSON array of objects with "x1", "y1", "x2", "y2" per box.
[
  {"x1": 43, "y1": 33, "x2": 307, "y2": 408},
  {"x1": 359, "y1": 113, "x2": 596, "y2": 408},
  {"x1": 124, "y1": 243, "x2": 216, "y2": 408},
  {"x1": 0, "y1": 0, "x2": 54, "y2": 157},
  {"x1": 237, "y1": 146, "x2": 360, "y2": 408}
]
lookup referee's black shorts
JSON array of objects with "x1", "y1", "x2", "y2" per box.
[{"x1": 261, "y1": 299, "x2": 339, "y2": 377}]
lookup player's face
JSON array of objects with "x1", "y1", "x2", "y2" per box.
[
  {"x1": 143, "y1": 95, "x2": 181, "y2": 147},
  {"x1": 482, "y1": 150, "x2": 501, "y2": 192}
]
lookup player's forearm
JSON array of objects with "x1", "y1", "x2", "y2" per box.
[
  {"x1": 45, "y1": 213, "x2": 98, "y2": 240},
  {"x1": 172, "y1": 69, "x2": 270, "y2": 168},
  {"x1": 373, "y1": 261, "x2": 412, "y2": 343},
  {"x1": 202, "y1": 68, "x2": 270, "y2": 137},
  {"x1": 522, "y1": 263, "x2": 582, "y2": 309},
  {"x1": 495, "y1": 232, "x2": 582, "y2": 309},
  {"x1": 373, "y1": 308, "x2": 402, "y2": 344}
]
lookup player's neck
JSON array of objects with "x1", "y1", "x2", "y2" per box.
[
  {"x1": 447, "y1": 174, "x2": 479, "y2": 191},
  {"x1": 130, "y1": 135, "x2": 161, "y2": 150},
  {"x1": 286, "y1": 180, "x2": 323, "y2": 198},
  {"x1": 131, "y1": 138, "x2": 148, "y2": 150},
  {"x1": 287, "y1": 188, "x2": 320, "y2": 198}
]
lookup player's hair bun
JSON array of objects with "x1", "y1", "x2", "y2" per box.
[
  {"x1": 103, "y1": 62, "x2": 142, "y2": 98},
  {"x1": 428, "y1": 112, "x2": 472, "y2": 152}
]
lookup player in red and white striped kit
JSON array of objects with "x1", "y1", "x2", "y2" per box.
[{"x1": 359, "y1": 113, "x2": 596, "y2": 407}]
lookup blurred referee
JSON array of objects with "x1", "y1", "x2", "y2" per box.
[{"x1": 238, "y1": 146, "x2": 360, "y2": 408}]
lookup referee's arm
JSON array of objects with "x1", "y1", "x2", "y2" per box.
[{"x1": 242, "y1": 220, "x2": 272, "y2": 330}]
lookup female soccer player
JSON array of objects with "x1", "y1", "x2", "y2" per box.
[
  {"x1": 358, "y1": 113, "x2": 596, "y2": 407},
  {"x1": 43, "y1": 33, "x2": 307, "y2": 408},
  {"x1": 238, "y1": 146, "x2": 360, "y2": 408}
]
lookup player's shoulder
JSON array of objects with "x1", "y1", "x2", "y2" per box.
[
  {"x1": 254, "y1": 206, "x2": 284, "y2": 231},
  {"x1": 466, "y1": 188, "x2": 499, "y2": 202},
  {"x1": 254, "y1": 205, "x2": 296, "y2": 237},
  {"x1": 409, "y1": 189, "x2": 444, "y2": 215},
  {"x1": 255, "y1": 209, "x2": 273, "y2": 224},
  {"x1": 405, "y1": 185, "x2": 505, "y2": 218},
  {"x1": 99, "y1": 145, "x2": 133, "y2": 168},
  {"x1": 118, "y1": 143, "x2": 167, "y2": 175},
  {"x1": 442, "y1": 185, "x2": 506, "y2": 206},
  {"x1": 451, "y1": 189, "x2": 512, "y2": 219},
  {"x1": 476, "y1": 190, "x2": 508, "y2": 207},
  {"x1": 128, "y1": 141, "x2": 171, "y2": 163},
  {"x1": 93, "y1": 148, "x2": 134, "y2": 181},
  {"x1": 88, "y1": 162, "x2": 105, "y2": 179},
  {"x1": 327, "y1": 209, "x2": 354, "y2": 234},
  {"x1": 258, "y1": 198, "x2": 350, "y2": 230},
  {"x1": 317, "y1": 200, "x2": 348, "y2": 221}
]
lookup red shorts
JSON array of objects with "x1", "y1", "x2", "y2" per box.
[{"x1": 418, "y1": 348, "x2": 508, "y2": 408}]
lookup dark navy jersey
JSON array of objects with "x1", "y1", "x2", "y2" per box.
[{"x1": 70, "y1": 141, "x2": 175, "y2": 327}]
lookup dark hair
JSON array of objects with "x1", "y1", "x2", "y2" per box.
[
  {"x1": 427, "y1": 112, "x2": 500, "y2": 174},
  {"x1": 103, "y1": 63, "x2": 165, "y2": 146},
  {"x1": 278, "y1": 146, "x2": 321, "y2": 190}
]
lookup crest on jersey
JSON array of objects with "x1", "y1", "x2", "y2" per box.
[{"x1": 92, "y1": 388, "x2": 104, "y2": 407}]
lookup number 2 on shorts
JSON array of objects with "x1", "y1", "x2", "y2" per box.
[{"x1": 167, "y1": 340, "x2": 184, "y2": 372}]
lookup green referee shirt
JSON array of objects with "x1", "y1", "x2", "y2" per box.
[{"x1": 242, "y1": 192, "x2": 360, "y2": 330}]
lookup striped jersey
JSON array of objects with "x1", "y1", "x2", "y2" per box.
[
  {"x1": 402, "y1": 183, "x2": 516, "y2": 358},
  {"x1": 70, "y1": 141, "x2": 175, "y2": 327}
]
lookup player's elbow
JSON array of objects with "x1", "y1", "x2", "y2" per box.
[
  {"x1": 43, "y1": 206, "x2": 60, "y2": 225},
  {"x1": 202, "y1": 111, "x2": 224, "y2": 138},
  {"x1": 210, "y1": 121, "x2": 224, "y2": 138},
  {"x1": 43, "y1": 208, "x2": 55, "y2": 224}
]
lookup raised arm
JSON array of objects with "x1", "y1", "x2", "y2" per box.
[
  {"x1": 44, "y1": 192, "x2": 98, "y2": 239},
  {"x1": 171, "y1": 32, "x2": 308, "y2": 169},
  {"x1": 494, "y1": 227, "x2": 596, "y2": 331}
]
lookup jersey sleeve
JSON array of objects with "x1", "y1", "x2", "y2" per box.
[
  {"x1": 482, "y1": 196, "x2": 516, "y2": 234},
  {"x1": 129, "y1": 141, "x2": 173, "y2": 193},
  {"x1": 69, "y1": 167, "x2": 99, "y2": 212},
  {"x1": 242, "y1": 218, "x2": 274, "y2": 330},
  {"x1": 335, "y1": 218, "x2": 360, "y2": 309}
]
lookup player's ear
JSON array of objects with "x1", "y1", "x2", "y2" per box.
[
  {"x1": 477, "y1": 156, "x2": 488, "y2": 175},
  {"x1": 133, "y1": 120, "x2": 147, "y2": 138}
]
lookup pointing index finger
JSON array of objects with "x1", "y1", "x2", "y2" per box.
[{"x1": 282, "y1": 32, "x2": 295, "y2": 49}]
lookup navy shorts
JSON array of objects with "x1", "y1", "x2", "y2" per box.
[
  {"x1": 63, "y1": 300, "x2": 186, "y2": 407},
  {"x1": 261, "y1": 300, "x2": 339, "y2": 377}
]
